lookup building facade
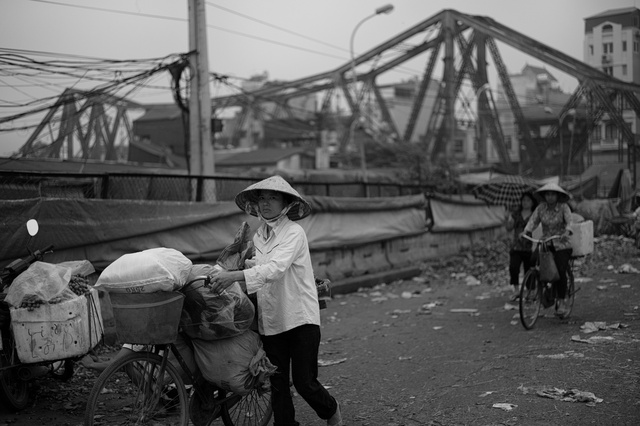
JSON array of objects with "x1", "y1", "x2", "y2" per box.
[{"x1": 584, "y1": 7, "x2": 640, "y2": 165}]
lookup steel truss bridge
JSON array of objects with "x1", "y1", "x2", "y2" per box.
[{"x1": 18, "y1": 9, "x2": 640, "y2": 179}]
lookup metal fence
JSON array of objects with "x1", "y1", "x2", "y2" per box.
[{"x1": 0, "y1": 171, "x2": 427, "y2": 202}]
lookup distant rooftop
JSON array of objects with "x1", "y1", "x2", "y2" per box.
[{"x1": 585, "y1": 7, "x2": 639, "y2": 20}]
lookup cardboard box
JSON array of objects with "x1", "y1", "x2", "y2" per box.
[
  {"x1": 569, "y1": 220, "x2": 594, "y2": 256},
  {"x1": 11, "y1": 288, "x2": 103, "y2": 363}
]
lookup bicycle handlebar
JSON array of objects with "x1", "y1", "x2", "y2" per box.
[{"x1": 520, "y1": 234, "x2": 563, "y2": 244}]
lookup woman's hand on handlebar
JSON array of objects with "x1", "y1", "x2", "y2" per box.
[{"x1": 208, "y1": 269, "x2": 245, "y2": 294}]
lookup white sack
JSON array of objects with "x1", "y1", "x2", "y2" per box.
[{"x1": 95, "y1": 247, "x2": 192, "y2": 293}]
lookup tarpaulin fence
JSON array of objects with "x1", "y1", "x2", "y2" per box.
[{"x1": 0, "y1": 171, "x2": 426, "y2": 202}]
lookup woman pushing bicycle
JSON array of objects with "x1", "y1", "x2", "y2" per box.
[{"x1": 521, "y1": 183, "x2": 573, "y2": 316}]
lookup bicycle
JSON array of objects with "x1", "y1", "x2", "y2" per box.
[
  {"x1": 518, "y1": 234, "x2": 578, "y2": 330},
  {"x1": 84, "y1": 276, "x2": 273, "y2": 426}
]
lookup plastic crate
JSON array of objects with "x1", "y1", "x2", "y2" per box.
[
  {"x1": 10, "y1": 288, "x2": 103, "y2": 364},
  {"x1": 109, "y1": 291, "x2": 184, "y2": 345},
  {"x1": 569, "y1": 220, "x2": 594, "y2": 256}
]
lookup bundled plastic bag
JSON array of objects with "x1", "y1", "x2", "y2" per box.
[
  {"x1": 180, "y1": 275, "x2": 255, "y2": 341},
  {"x1": 192, "y1": 329, "x2": 277, "y2": 395},
  {"x1": 5, "y1": 261, "x2": 80, "y2": 307},
  {"x1": 217, "y1": 222, "x2": 254, "y2": 271},
  {"x1": 95, "y1": 247, "x2": 192, "y2": 293}
]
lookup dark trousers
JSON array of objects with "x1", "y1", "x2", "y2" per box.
[
  {"x1": 509, "y1": 250, "x2": 533, "y2": 287},
  {"x1": 261, "y1": 324, "x2": 337, "y2": 426},
  {"x1": 552, "y1": 248, "x2": 573, "y2": 299}
]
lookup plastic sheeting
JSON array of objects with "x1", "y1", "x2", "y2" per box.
[
  {"x1": 1, "y1": 193, "x2": 504, "y2": 271},
  {"x1": 429, "y1": 194, "x2": 505, "y2": 232},
  {"x1": 302, "y1": 194, "x2": 428, "y2": 249},
  {"x1": 0, "y1": 198, "x2": 258, "y2": 270}
]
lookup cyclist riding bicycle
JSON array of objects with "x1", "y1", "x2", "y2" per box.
[{"x1": 521, "y1": 183, "x2": 573, "y2": 316}]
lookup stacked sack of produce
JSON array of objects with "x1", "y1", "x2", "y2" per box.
[
  {"x1": 5, "y1": 260, "x2": 104, "y2": 363},
  {"x1": 94, "y1": 247, "x2": 198, "y2": 379},
  {"x1": 185, "y1": 223, "x2": 276, "y2": 396}
]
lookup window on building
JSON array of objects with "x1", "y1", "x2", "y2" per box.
[
  {"x1": 603, "y1": 42, "x2": 614, "y2": 53},
  {"x1": 635, "y1": 41, "x2": 640, "y2": 53},
  {"x1": 623, "y1": 64, "x2": 628, "y2": 75},
  {"x1": 505, "y1": 135, "x2": 513, "y2": 151},
  {"x1": 453, "y1": 139, "x2": 464, "y2": 153},
  {"x1": 623, "y1": 40, "x2": 627, "y2": 52},
  {"x1": 604, "y1": 122, "x2": 618, "y2": 143},
  {"x1": 603, "y1": 66, "x2": 613, "y2": 75},
  {"x1": 589, "y1": 44, "x2": 594, "y2": 55},
  {"x1": 602, "y1": 24, "x2": 613, "y2": 33}
]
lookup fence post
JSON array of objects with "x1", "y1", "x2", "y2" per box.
[
  {"x1": 196, "y1": 176, "x2": 204, "y2": 202},
  {"x1": 100, "y1": 175, "x2": 110, "y2": 199}
]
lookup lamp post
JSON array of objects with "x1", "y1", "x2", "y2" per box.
[
  {"x1": 474, "y1": 83, "x2": 490, "y2": 165},
  {"x1": 349, "y1": 4, "x2": 394, "y2": 194},
  {"x1": 559, "y1": 108, "x2": 576, "y2": 181}
]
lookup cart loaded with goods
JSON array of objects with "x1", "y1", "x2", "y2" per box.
[{"x1": 0, "y1": 220, "x2": 103, "y2": 411}]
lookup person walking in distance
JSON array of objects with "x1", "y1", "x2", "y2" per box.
[
  {"x1": 505, "y1": 192, "x2": 538, "y2": 300},
  {"x1": 208, "y1": 175, "x2": 343, "y2": 426}
]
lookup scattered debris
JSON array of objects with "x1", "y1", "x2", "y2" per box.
[
  {"x1": 537, "y1": 387, "x2": 603, "y2": 405},
  {"x1": 579, "y1": 321, "x2": 627, "y2": 334},
  {"x1": 503, "y1": 303, "x2": 517, "y2": 311},
  {"x1": 492, "y1": 403, "x2": 517, "y2": 411},
  {"x1": 449, "y1": 308, "x2": 478, "y2": 313},
  {"x1": 617, "y1": 263, "x2": 640, "y2": 274},
  {"x1": 479, "y1": 391, "x2": 495, "y2": 397},
  {"x1": 465, "y1": 275, "x2": 481, "y2": 286},
  {"x1": 571, "y1": 335, "x2": 615, "y2": 344},
  {"x1": 388, "y1": 309, "x2": 411, "y2": 317},
  {"x1": 398, "y1": 356, "x2": 412, "y2": 361},
  {"x1": 318, "y1": 358, "x2": 347, "y2": 367},
  {"x1": 536, "y1": 351, "x2": 584, "y2": 359}
]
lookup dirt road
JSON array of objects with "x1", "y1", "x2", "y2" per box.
[{"x1": 1, "y1": 239, "x2": 639, "y2": 425}]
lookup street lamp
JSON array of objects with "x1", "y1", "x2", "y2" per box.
[
  {"x1": 475, "y1": 83, "x2": 491, "y2": 165},
  {"x1": 349, "y1": 4, "x2": 394, "y2": 192},
  {"x1": 559, "y1": 108, "x2": 576, "y2": 181}
]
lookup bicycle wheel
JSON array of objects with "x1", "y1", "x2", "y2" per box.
[
  {"x1": 519, "y1": 270, "x2": 542, "y2": 330},
  {"x1": 84, "y1": 351, "x2": 189, "y2": 426},
  {"x1": 221, "y1": 379, "x2": 273, "y2": 426},
  {"x1": 0, "y1": 334, "x2": 29, "y2": 411}
]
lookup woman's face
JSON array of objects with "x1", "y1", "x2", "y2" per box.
[
  {"x1": 544, "y1": 192, "x2": 558, "y2": 204},
  {"x1": 522, "y1": 196, "x2": 534, "y2": 209},
  {"x1": 257, "y1": 190, "x2": 285, "y2": 219}
]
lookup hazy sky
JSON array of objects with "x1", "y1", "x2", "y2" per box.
[{"x1": 0, "y1": 0, "x2": 636, "y2": 156}]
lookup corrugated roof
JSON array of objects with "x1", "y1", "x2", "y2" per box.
[
  {"x1": 135, "y1": 104, "x2": 183, "y2": 122},
  {"x1": 217, "y1": 147, "x2": 311, "y2": 166}
]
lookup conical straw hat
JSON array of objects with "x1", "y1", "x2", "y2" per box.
[
  {"x1": 235, "y1": 175, "x2": 311, "y2": 221},
  {"x1": 535, "y1": 182, "x2": 571, "y2": 202}
]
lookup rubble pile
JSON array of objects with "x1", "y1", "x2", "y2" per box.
[
  {"x1": 421, "y1": 237, "x2": 512, "y2": 286},
  {"x1": 420, "y1": 235, "x2": 639, "y2": 287}
]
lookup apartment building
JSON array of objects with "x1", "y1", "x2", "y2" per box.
[{"x1": 584, "y1": 7, "x2": 640, "y2": 164}]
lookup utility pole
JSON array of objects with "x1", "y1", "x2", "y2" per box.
[{"x1": 188, "y1": 0, "x2": 215, "y2": 201}]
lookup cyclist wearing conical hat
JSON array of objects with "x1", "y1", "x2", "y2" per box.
[
  {"x1": 523, "y1": 182, "x2": 573, "y2": 316},
  {"x1": 209, "y1": 175, "x2": 343, "y2": 426}
]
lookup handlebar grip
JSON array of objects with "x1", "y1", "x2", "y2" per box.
[{"x1": 41, "y1": 244, "x2": 54, "y2": 253}]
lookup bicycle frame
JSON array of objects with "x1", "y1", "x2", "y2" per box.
[{"x1": 518, "y1": 234, "x2": 577, "y2": 329}]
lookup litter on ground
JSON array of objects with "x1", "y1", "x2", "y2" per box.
[
  {"x1": 492, "y1": 403, "x2": 517, "y2": 411},
  {"x1": 579, "y1": 321, "x2": 627, "y2": 333}
]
